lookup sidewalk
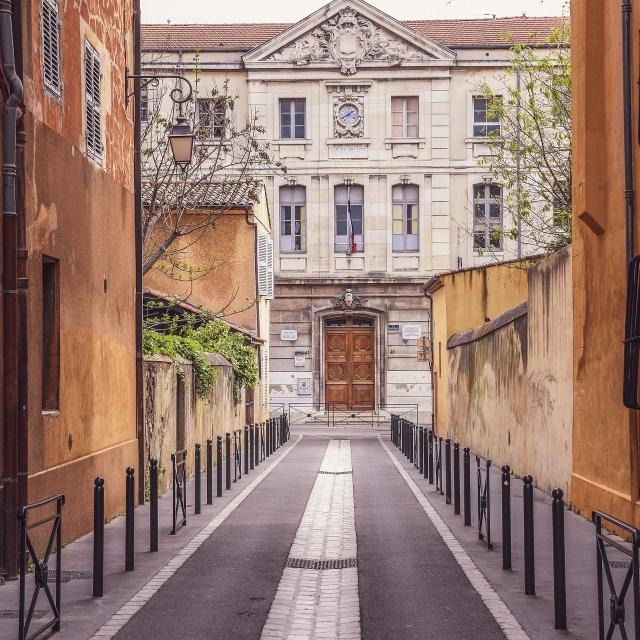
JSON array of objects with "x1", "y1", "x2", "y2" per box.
[
  {"x1": 0, "y1": 436, "x2": 296, "y2": 640},
  {"x1": 384, "y1": 432, "x2": 628, "y2": 640}
]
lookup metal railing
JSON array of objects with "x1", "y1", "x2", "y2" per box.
[
  {"x1": 18, "y1": 494, "x2": 65, "y2": 640},
  {"x1": 170, "y1": 449, "x2": 187, "y2": 534}
]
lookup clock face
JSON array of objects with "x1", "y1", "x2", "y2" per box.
[{"x1": 338, "y1": 103, "x2": 361, "y2": 127}]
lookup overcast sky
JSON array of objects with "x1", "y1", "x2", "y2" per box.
[{"x1": 141, "y1": 0, "x2": 567, "y2": 24}]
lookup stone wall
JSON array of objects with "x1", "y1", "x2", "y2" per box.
[
  {"x1": 447, "y1": 248, "x2": 573, "y2": 496},
  {"x1": 144, "y1": 354, "x2": 248, "y2": 493}
]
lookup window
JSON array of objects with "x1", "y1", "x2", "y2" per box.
[
  {"x1": 391, "y1": 97, "x2": 418, "y2": 138},
  {"x1": 84, "y1": 41, "x2": 102, "y2": 160},
  {"x1": 257, "y1": 232, "x2": 274, "y2": 299},
  {"x1": 473, "y1": 183, "x2": 503, "y2": 250},
  {"x1": 197, "y1": 97, "x2": 225, "y2": 140},
  {"x1": 392, "y1": 184, "x2": 419, "y2": 252},
  {"x1": 41, "y1": 0, "x2": 61, "y2": 96},
  {"x1": 473, "y1": 97, "x2": 500, "y2": 137},
  {"x1": 280, "y1": 99, "x2": 305, "y2": 139},
  {"x1": 42, "y1": 257, "x2": 60, "y2": 412},
  {"x1": 334, "y1": 185, "x2": 364, "y2": 253},
  {"x1": 280, "y1": 185, "x2": 306, "y2": 253}
]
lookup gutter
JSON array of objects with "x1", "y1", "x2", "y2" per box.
[
  {"x1": 1, "y1": 0, "x2": 24, "y2": 578},
  {"x1": 622, "y1": 0, "x2": 635, "y2": 264}
]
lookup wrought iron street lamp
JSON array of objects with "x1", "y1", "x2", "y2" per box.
[{"x1": 125, "y1": 70, "x2": 195, "y2": 169}]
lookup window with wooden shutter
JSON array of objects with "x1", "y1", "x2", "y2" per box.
[
  {"x1": 84, "y1": 41, "x2": 103, "y2": 161},
  {"x1": 257, "y1": 232, "x2": 269, "y2": 297},
  {"x1": 266, "y1": 238, "x2": 274, "y2": 300},
  {"x1": 41, "y1": 0, "x2": 62, "y2": 96}
]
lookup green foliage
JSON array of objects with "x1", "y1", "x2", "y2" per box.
[
  {"x1": 143, "y1": 329, "x2": 217, "y2": 398},
  {"x1": 143, "y1": 318, "x2": 257, "y2": 403},
  {"x1": 476, "y1": 25, "x2": 571, "y2": 257},
  {"x1": 184, "y1": 320, "x2": 258, "y2": 402}
]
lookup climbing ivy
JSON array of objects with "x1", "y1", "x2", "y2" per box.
[{"x1": 143, "y1": 318, "x2": 257, "y2": 403}]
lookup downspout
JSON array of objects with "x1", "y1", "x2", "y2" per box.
[
  {"x1": 0, "y1": 0, "x2": 24, "y2": 578},
  {"x1": 245, "y1": 205, "x2": 259, "y2": 421},
  {"x1": 623, "y1": 0, "x2": 635, "y2": 264},
  {"x1": 424, "y1": 290, "x2": 436, "y2": 432},
  {"x1": 516, "y1": 67, "x2": 522, "y2": 259},
  {"x1": 133, "y1": 0, "x2": 145, "y2": 503}
]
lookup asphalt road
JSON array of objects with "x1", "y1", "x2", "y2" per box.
[{"x1": 114, "y1": 432, "x2": 506, "y2": 639}]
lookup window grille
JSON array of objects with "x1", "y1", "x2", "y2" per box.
[
  {"x1": 41, "y1": 0, "x2": 62, "y2": 96},
  {"x1": 84, "y1": 41, "x2": 103, "y2": 160}
]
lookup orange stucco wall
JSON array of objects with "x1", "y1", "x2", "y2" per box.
[
  {"x1": 13, "y1": 0, "x2": 137, "y2": 544},
  {"x1": 572, "y1": 2, "x2": 640, "y2": 524},
  {"x1": 144, "y1": 210, "x2": 259, "y2": 332}
]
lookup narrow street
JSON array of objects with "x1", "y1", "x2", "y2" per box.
[{"x1": 104, "y1": 429, "x2": 515, "y2": 640}]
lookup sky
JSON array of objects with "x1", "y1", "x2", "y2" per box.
[{"x1": 140, "y1": 0, "x2": 567, "y2": 24}]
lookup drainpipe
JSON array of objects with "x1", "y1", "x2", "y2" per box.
[
  {"x1": 424, "y1": 290, "x2": 436, "y2": 432},
  {"x1": 515, "y1": 67, "x2": 522, "y2": 259},
  {"x1": 622, "y1": 0, "x2": 635, "y2": 264},
  {"x1": 133, "y1": 0, "x2": 145, "y2": 503},
  {"x1": 1, "y1": 0, "x2": 24, "y2": 578}
]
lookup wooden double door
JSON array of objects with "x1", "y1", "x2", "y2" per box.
[{"x1": 325, "y1": 318, "x2": 375, "y2": 410}]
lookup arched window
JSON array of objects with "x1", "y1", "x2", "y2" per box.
[
  {"x1": 279, "y1": 185, "x2": 306, "y2": 253},
  {"x1": 335, "y1": 185, "x2": 364, "y2": 253},
  {"x1": 473, "y1": 183, "x2": 503, "y2": 250},
  {"x1": 392, "y1": 184, "x2": 419, "y2": 252}
]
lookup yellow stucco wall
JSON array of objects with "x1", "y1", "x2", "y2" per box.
[{"x1": 428, "y1": 260, "x2": 531, "y2": 434}]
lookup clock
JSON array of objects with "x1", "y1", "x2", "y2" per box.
[{"x1": 337, "y1": 103, "x2": 361, "y2": 127}]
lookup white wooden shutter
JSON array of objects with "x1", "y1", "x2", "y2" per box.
[
  {"x1": 84, "y1": 41, "x2": 102, "y2": 160},
  {"x1": 266, "y1": 238, "x2": 274, "y2": 300},
  {"x1": 257, "y1": 232, "x2": 269, "y2": 297},
  {"x1": 41, "y1": 0, "x2": 61, "y2": 96}
]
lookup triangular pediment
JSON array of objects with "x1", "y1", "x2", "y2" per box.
[{"x1": 243, "y1": 0, "x2": 455, "y2": 74}]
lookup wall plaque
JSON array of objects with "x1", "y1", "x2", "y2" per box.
[
  {"x1": 401, "y1": 324, "x2": 422, "y2": 341},
  {"x1": 328, "y1": 144, "x2": 368, "y2": 159},
  {"x1": 281, "y1": 330, "x2": 298, "y2": 341}
]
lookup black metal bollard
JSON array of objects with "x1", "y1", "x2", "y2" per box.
[
  {"x1": 92, "y1": 477, "x2": 104, "y2": 597},
  {"x1": 256, "y1": 423, "x2": 261, "y2": 465},
  {"x1": 206, "y1": 440, "x2": 213, "y2": 505},
  {"x1": 501, "y1": 465, "x2": 512, "y2": 570},
  {"x1": 125, "y1": 467, "x2": 135, "y2": 572},
  {"x1": 463, "y1": 448, "x2": 471, "y2": 526},
  {"x1": 419, "y1": 428, "x2": 424, "y2": 475},
  {"x1": 244, "y1": 426, "x2": 249, "y2": 475},
  {"x1": 423, "y1": 428, "x2": 429, "y2": 480},
  {"x1": 150, "y1": 459, "x2": 159, "y2": 551},
  {"x1": 195, "y1": 443, "x2": 201, "y2": 515},
  {"x1": 249, "y1": 424, "x2": 255, "y2": 470},
  {"x1": 523, "y1": 475, "x2": 536, "y2": 595},
  {"x1": 225, "y1": 433, "x2": 231, "y2": 490},
  {"x1": 216, "y1": 436, "x2": 223, "y2": 497},
  {"x1": 453, "y1": 443, "x2": 460, "y2": 515},
  {"x1": 552, "y1": 488, "x2": 567, "y2": 630},
  {"x1": 266, "y1": 421, "x2": 271, "y2": 458},
  {"x1": 445, "y1": 439, "x2": 452, "y2": 505},
  {"x1": 428, "y1": 430, "x2": 434, "y2": 484}
]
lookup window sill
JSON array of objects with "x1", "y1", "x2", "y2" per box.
[
  {"x1": 274, "y1": 139, "x2": 312, "y2": 146},
  {"x1": 42, "y1": 410, "x2": 61, "y2": 417},
  {"x1": 465, "y1": 136, "x2": 502, "y2": 144},
  {"x1": 384, "y1": 137, "x2": 426, "y2": 147}
]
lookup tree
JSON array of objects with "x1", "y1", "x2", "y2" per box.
[
  {"x1": 475, "y1": 25, "x2": 571, "y2": 258},
  {"x1": 141, "y1": 69, "x2": 284, "y2": 284}
]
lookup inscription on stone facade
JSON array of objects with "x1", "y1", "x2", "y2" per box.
[{"x1": 328, "y1": 144, "x2": 368, "y2": 159}]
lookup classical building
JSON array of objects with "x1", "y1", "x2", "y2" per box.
[{"x1": 141, "y1": 0, "x2": 562, "y2": 420}]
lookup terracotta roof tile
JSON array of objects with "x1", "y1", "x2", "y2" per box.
[{"x1": 141, "y1": 16, "x2": 566, "y2": 51}]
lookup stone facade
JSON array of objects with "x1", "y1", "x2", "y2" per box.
[{"x1": 141, "y1": 0, "x2": 561, "y2": 419}]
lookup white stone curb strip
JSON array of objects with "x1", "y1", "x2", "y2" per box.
[
  {"x1": 90, "y1": 435, "x2": 303, "y2": 639},
  {"x1": 378, "y1": 435, "x2": 531, "y2": 640}
]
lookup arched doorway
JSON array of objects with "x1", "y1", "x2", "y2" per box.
[{"x1": 324, "y1": 316, "x2": 375, "y2": 410}]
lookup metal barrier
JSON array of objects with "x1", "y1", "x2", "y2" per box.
[
  {"x1": 289, "y1": 403, "x2": 329, "y2": 428},
  {"x1": 593, "y1": 511, "x2": 640, "y2": 639},
  {"x1": 18, "y1": 494, "x2": 65, "y2": 640},
  {"x1": 171, "y1": 449, "x2": 187, "y2": 534},
  {"x1": 476, "y1": 455, "x2": 493, "y2": 549},
  {"x1": 233, "y1": 430, "x2": 242, "y2": 482}
]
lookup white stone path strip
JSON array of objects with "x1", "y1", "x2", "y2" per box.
[
  {"x1": 260, "y1": 440, "x2": 361, "y2": 640},
  {"x1": 90, "y1": 435, "x2": 303, "y2": 639},
  {"x1": 378, "y1": 435, "x2": 531, "y2": 640}
]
